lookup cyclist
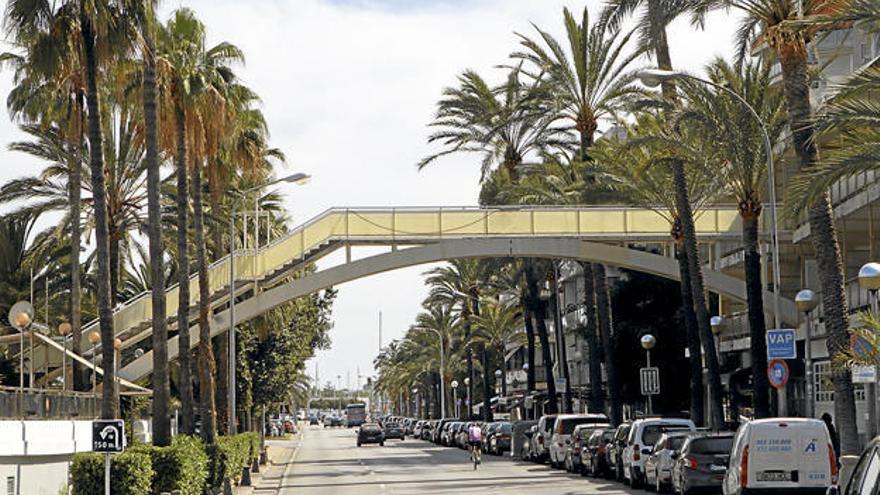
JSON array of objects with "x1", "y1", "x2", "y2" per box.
[{"x1": 467, "y1": 423, "x2": 482, "y2": 468}]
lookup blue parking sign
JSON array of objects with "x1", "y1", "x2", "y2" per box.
[{"x1": 766, "y1": 329, "x2": 797, "y2": 360}]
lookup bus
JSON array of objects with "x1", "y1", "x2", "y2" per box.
[{"x1": 345, "y1": 403, "x2": 367, "y2": 427}]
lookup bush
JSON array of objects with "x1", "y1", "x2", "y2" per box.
[
  {"x1": 133, "y1": 435, "x2": 209, "y2": 495},
  {"x1": 208, "y1": 432, "x2": 260, "y2": 488},
  {"x1": 71, "y1": 451, "x2": 153, "y2": 495}
]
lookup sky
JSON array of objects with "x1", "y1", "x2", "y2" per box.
[{"x1": 0, "y1": 0, "x2": 742, "y2": 391}]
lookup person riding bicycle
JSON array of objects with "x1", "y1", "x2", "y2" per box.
[{"x1": 467, "y1": 423, "x2": 483, "y2": 461}]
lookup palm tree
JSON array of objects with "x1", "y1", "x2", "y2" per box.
[
  {"x1": 715, "y1": 0, "x2": 859, "y2": 454},
  {"x1": 676, "y1": 58, "x2": 787, "y2": 418},
  {"x1": 471, "y1": 299, "x2": 526, "y2": 400},
  {"x1": 594, "y1": 111, "x2": 728, "y2": 426}
]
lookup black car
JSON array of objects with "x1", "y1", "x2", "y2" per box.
[
  {"x1": 357, "y1": 423, "x2": 385, "y2": 447},
  {"x1": 488, "y1": 422, "x2": 513, "y2": 455},
  {"x1": 671, "y1": 433, "x2": 734, "y2": 495},
  {"x1": 384, "y1": 422, "x2": 405, "y2": 440},
  {"x1": 582, "y1": 427, "x2": 615, "y2": 478}
]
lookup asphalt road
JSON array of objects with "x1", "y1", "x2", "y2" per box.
[{"x1": 275, "y1": 424, "x2": 648, "y2": 495}]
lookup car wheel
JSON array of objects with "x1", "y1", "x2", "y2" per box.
[
  {"x1": 380, "y1": 441, "x2": 384, "y2": 446},
  {"x1": 357, "y1": 442, "x2": 361, "y2": 447}
]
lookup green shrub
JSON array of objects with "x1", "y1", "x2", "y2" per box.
[
  {"x1": 134, "y1": 435, "x2": 209, "y2": 495},
  {"x1": 208, "y1": 432, "x2": 260, "y2": 488},
  {"x1": 71, "y1": 450, "x2": 153, "y2": 495}
]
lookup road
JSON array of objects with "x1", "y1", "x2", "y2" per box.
[{"x1": 271, "y1": 424, "x2": 647, "y2": 495}]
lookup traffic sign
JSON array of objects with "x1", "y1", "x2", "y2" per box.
[
  {"x1": 852, "y1": 365, "x2": 877, "y2": 384},
  {"x1": 851, "y1": 336, "x2": 876, "y2": 359},
  {"x1": 766, "y1": 329, "x2": 797, "y2": 360},
  {"x1": 767, "y1": 359, "x2": 790, "y2": 389},
  {"x1": 555, "y1": 377, "x2": 567, "y2": 390},
  {"x1": 640, "y1": 367, "x2": 660, "y2": 395},
  {"x1": 92, "y1": 420, "x2": 125, "y2": 453}
]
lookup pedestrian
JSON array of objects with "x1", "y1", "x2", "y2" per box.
[{"x1": 822, "y1": 413, "x2": 841, "y2": 461}]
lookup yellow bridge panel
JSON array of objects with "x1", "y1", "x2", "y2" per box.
[
  {"x1": 489, "y1": 211, "x2": 533, "y2": 235},
  {"x1": 533, "y1": 210, "x2": 579, "y2": 234},
  {"x1": 393, "y1": 212, "x2": 442, "y2": 236},
  {"x1": 303, "y1": 212, "x2": 345, "y2": 249},
  {"x1": 579, "y1": 210, "x2": 626, "y2": 233},
  {"x1": 625, "y1": 210, "x2": 670, "y2": 234},
  {"x1": 439, "y1": 211, "x2": 487, "y2": 235},
  {"x1": 348, "y1": 212, "x2": 394, "y2": 238}
]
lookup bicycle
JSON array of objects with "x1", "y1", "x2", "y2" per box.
[{"x1": 468, "y1": 443, "x2": 482, "y2": 470}]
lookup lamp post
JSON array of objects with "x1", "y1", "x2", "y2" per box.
[
  {"x1": 710, "y1": 316, "x2": 725, "y2": 360},
  {"x1": 415, "y1": 327, "x2": 445, "y2": 419},
  {"x1": 451, "y1": 380, "x2": 459, "y2": 418},
  {"x1": 641, "y1": 334, "x2": 657, "y2": 416},
  {"x1": 113, "y1": 338, "x2": 122, "y2": 410},
  {"x1": 412, "y1": 387, "x2": 420, "y2": 418},
  {"x1": 495, "y1": 369, "x2": 505, "y2": 398},
  {"x1": 228, "y1": 172, "x2": 310, "y2": 434},
  {"x1": 795, "y1": 289, "x2": 819, "y2": 418},
  {"x1": 8, "y1": 301, "x2": 34, "y2": 389},
  {"x1": 464, "y1": 377, "x2": 471, "y2": 420},
  {"x1": 857, "y1": 263, "x2": 880, "y2": 439},
  {"x1": 88, "y1": 330, "x2": 101, "y2": 395},
  {"x1": 637, "y1": 69, "x2": 782, "y2": 333},
  {"x1": 58, "y1": 323, "x2": 71, "y2": 391}
]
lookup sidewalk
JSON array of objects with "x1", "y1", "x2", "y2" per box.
[{"x1": 248, "y1": 437, "x2": 300, "y2": 495}]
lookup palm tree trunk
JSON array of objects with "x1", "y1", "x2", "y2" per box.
[
  {"x1": 175, "y1": 103, "x2": 195, "y2": 435},
  {"x1": 550, "y1": 270, "x2": 572, "y2": 413},
  {"x1": 526, "y1": 265, "x2": 557, "y2": 414},
  {"x1": 672, "y1": 159, "x2": 723, "y2": 429},
  {"x1": 593, "y1": 264, "x2": 620, "y2": 425},
  {"x1": 143, "y1": 32, "x2": 171, "y2": 446},
  {"x1": 481, "y1": 346, "x2": 493, "y2": 422},
  {"x1": 80, "y1": 9, "x2": 116, "y2": 419},
  {"x1": 673, "y1": 235, "x2": 705, "y2": 426},
  {"x1": 522, "y1": 299, "x2": 536, "y2": 394},
  {"x1": 109, "y1": 229, "x2": 120, "y2": 306},
  {"x1": 742, "y1": 209, "x2": 770, "y2": 418},
  {"x1": 69, "y1": 94, "x2": 84, "y2": 392},
  {"x1": 580, "y1": 262, "x2": 605, "y2": 414},
  {"x1": 209, "y1": 187, "x2": 229, "y2": 434},
  {"x1": 192, "y1": 166, "x2": 218, "y2": 444},
  {"x1": 779, "y1": 51, "x2": 858, "y2": 454},
  {"x1": 463, "y1": 305, "x2": 473, "y2": 420}
]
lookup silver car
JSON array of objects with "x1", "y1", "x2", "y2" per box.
[{"x1": 644, "y1": 431, "x2": 693, "y2": 492}]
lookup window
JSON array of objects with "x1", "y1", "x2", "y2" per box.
[
  {"x1": 5, "y1": 476, "x2": 13, "y2": 495},
  {"x1": 814, "y1": 361, "x2": 865, "y2": 403}
]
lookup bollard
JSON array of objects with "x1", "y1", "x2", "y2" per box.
[
  {"x1": 252, "y1": 457, "x2": 260, "y2": 473},
  {"x1": 839, "y1": 454, "x2": 859, "y2": 489},
  {"x1": 223, "y1": 478, "x2": 234, "y2": 495},
  {"x1": 259, "y1": 448, "x2": 268, "y2": 465},
  {"x1": 241, "y1": 466, "x2": 252, "y2": 486}
]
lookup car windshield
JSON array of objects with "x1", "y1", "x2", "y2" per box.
[
  {"x1": 690, "y1": 437, "x2": 734, "y2": 454},
  {"x1": 500, "y1": 424, "x2": 512, "y2": 433},
  {"x1": 386, "y1": 423, "x2": 399, "y2": 428},
  {"x1": 362, "y1": 425, "x2": 380, "y2": 432},
  {"x1": 643, "y1": 426, "x2": 691, "y2": 446},
  {"x1": 668, "y1": 436, "x2": 687, "y2": 451},
  {"x1": 578, "y1": 428, "x2": 596, "y2": 440}
]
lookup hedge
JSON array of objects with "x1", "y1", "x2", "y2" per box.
[
  {"x1": 71, "y1": 450, "x2": 153, "y2": 495},
  {"x1": 130, "y1": 435, "x2": 209, "y2": 495},
  {"x1": 208, "y1": 432, "x2": 260, "y2": 489}
]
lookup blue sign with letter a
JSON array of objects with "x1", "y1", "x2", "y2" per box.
[{"x1": 766, "y1": 329, "x2": 797, "y2": 360}]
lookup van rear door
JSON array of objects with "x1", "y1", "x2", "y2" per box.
[{"x1": 748, "y1": 421, "x2": 831, "y2": 489}]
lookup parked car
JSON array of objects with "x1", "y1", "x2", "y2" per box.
[
  {"x1": 644, "y1": 431, "x2": 693, "y2": 492},
  {"x1": 532, "y1": 414, "x2": 558, "y2": 463},
  {"x1": 482, "y1": 422, "x2": 502, "y2": 452},
  {"x1": 549, "y1": 414, "x2": 610, "y2": 468},
  {"x1": 433, "y1": 419, "x2": 458, "y2": 444},
  {"x1": 582, "y1": 427, "x2": 616, "y2": 478},
  {"x1": 512, "y1": 420, "x2": 538, "y2": 460},
  {"x1": 828, "y1": 435, "x2": 879, "y2": 495},
  {"x1": 565, "y1": 424, "x2": 604, "y2": 473},
  {"x1": 488, "y1": 422, "x2": 513, "y2": 455},
  {"x1": 623, "y1": 417, "x2": 697, "y2": 487},
  {"x1": 384, "y1": 422, "x2": 405, "y2": 440},
  {"x1": 357, "y1": 423, "x2": 385, "y2": 447},
  {"x1": 722, "y1": 418, "x2": 838, "y2": 495},
  {"x1": 308, "y1": 415, "x2": 319, "y2": 426},
  {"x1": 442, "y1": 421, "x2": 460, "y2": 446},
  {"x1": 413, "y1": 420, "x2": 425, "y2": 438},
  {"x1": 671, "y1": 433, "x2": 734, "y2": 495},
  {"x1": 323, "y1": 416, "x2": 343, "y2": 428},
  {"x1": 609, "y1": 422, "x2": 633, "y2": 481},
  {"x1": 422, "y1": 421, "x2": 437, "y2": 441}
]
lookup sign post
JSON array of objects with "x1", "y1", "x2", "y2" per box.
[{"x1": 92, "y1": 420, "x2": 125, "y2": 495}]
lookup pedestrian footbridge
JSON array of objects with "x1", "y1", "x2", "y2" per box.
[{"x1": 33, "y1": 205, "x2": 797, "y2": 388}]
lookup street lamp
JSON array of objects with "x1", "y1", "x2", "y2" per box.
[
  {"x1": 228, "y1": 172, "x2": 310, "y2": 433},
  {"x1": 412, "y1": 387, "x2": 419, "y2": 418},
  {"x1": 857, "y1": 262, "x2": 880, "y2": 438},
  {"x1": 464, "y1": 377, "x2": 471, "y2": 420},
  {"x1": 113, "y1": 338, "x2": 122, "y2": 409},
  {"x1": 451, "y1": 380, "x2": 459, "y2": 418},
  {"x1": 796, "y1": 289, "x2": 819, "y2": 418},
  {"x1": 414, "y1": 327, "x2": 445, "y2": 419},
  {"x1": 8, "y1": 300, "x2": 34, "y2": 389},
  {"x1": 710, "y1": 316, "x2": 725, "y2": 360},
  {"x1": 637, "y1": 69, "x2": 782, "y2": 332},
  {"x1": 58, "y1": 322, "x2": 71, "y2": 391},
  {"x1": 641, "y1": 334, "x2": 657, "y2": 415},
  {"x1": 495, "y1": 369, "x2": 506, "y2": 398}
]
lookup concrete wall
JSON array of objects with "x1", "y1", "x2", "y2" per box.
[{"x1": 0, "y1": 420, "x2": 96, "y2": 495}]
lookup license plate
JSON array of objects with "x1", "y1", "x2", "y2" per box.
[{"x1": 757, "y1": 471, "x2": 792, "y2": 482}]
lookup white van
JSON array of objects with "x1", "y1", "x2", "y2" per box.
[
  {"x1": 548, "y1": 414, "x2": 610, "y2": 468},
  {"x1": 722, "y1": 418, "x2": 837, "y2": 495},
  {"x1": 622, "y1": 417, "x2": 696, "y2": 487}
]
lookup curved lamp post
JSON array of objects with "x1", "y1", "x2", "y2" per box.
[
  {"x1": 451, "y1": 380, "x2": 459, "y2": 418},
  {"x1": 795, "y1": 289, "x2": 819, "y2": 417},
  {"x1": 58, "y1": 322, "x2": 72, "y2": 391},
  {"x1": 88, "y1": 330, "x2": 101, "y2": 394},
  {"x1": 9, "y1": 301, "x2": 34, "y2": 389},
  {"x1": 463, "y1": 377, "x2": 470, "y2": 419},
  {"x1": 637, "y1": 69, "x2": 782, "y2": 333},
  {"x1": 228, "y1": 172, "x2": 310, "y2": 433},
  {"x1": 858, "y1": 262, "x2": 880, "y2": 438},
  {"x1": 641, "y1": 334, "x2": 657, "y2": 415}
]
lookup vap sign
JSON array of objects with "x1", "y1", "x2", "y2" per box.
[{"x1": 766, "y1": 329, "x2": 797, "y2": 360}]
